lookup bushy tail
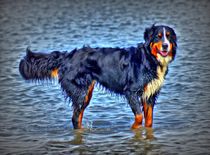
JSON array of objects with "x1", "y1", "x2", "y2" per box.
[{"x1": 19, "y1": 48, "x2": 66, "y2": 81}]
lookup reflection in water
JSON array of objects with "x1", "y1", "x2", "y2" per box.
[
  {"x1": 70, "y1": 130, "x2": 84, "y2": 145},
  {"x1": 127, "y1": 128, "x2": 157, "y2": 154},
  {"x1": 64, "y1": 127, "x2": 156, "y2": 154},
  {"x1": 132, "y1": 127, "x2": 155, "y2": 141},
  {"x1": 71, "y1": 127, "x2": 155, "y2": 146}
]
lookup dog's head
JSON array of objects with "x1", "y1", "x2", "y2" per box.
[{"x1": 144, "y1": 24, "x2": 177, "y2": 65}]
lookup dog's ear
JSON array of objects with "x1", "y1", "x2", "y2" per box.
[
  {"x1": 171, "y1": 29, "x2": 177, "y2": 61},
  {"x1": 144, "y1": 24, "x2": 156, "y2": 42}
]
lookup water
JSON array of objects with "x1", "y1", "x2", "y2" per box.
[{"x1": 0, "y1": 0, "x2": 210, "y2": 154}]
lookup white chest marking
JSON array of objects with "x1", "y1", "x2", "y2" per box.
[{"x1": 142, "y1": 66, "x2": 167, "y2": 101}]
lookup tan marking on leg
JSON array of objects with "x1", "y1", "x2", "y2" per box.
[
  {"x1": 84, "y1": 80, "x2": 96, "y2": 104},
  {"x1": 132, "y1": 114, "x2": 143, "y2": 129},
  {"x1": 76, "y1": 80, "x2": 96, "y2": 129},
  {"x1": 77, "y1": 110, "x2": 84, "y2": 129},
  {"x1": 143, "y1": 102, "x2": 154, "y2": 127},
  {"x1": 51, "y1": 68, "x2": 58, "y2": 78}
]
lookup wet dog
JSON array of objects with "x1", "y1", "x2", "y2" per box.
[{"x1": 19, "y1": 24, "x2": 177, "y2": 129}]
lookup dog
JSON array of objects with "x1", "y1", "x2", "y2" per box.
[{"x1": 19, "y1": 24, "x2": 177, "y2": 129}]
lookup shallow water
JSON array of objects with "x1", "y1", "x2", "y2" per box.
[{"x1": 0, "y1": 0, "x2": 210, "y2": 154}]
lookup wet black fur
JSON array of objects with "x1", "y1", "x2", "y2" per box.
[{"x1": 19, "y1": 25, "x2": 177, "y2": 128}]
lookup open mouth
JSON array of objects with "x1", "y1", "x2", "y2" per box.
[{"x1": 158, "y1": 50, "x2": 168, "y2": 57}]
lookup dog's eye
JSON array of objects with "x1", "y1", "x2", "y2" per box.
[
  {"x1": 166, "y1": 32, "x2": 170, "y2": 38},
  {"x1": 158, "y1": 33, "x2": 162, "y2": 39}
]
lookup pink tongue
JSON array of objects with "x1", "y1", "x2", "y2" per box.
[{"x1": 159, "y1": 51, "x2": 168, "y2": 57}]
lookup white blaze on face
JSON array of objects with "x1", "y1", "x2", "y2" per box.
[
  {"x1": 157, "y1": 27, "x2": 173, "y2": 66},
  {"x1": 162, "y1": 28, "x2": 170, "y2": 52}
]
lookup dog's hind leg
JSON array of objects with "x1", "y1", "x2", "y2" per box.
[
  {"x1": 70, "y1": 81, "x2": 95, "y2": 129},
  {"x1": 74, "y1": 80, "x2": 95, "y2": 129},
  {"x1": 126, "y1": 93, "x2": 143, "y2": 129}
]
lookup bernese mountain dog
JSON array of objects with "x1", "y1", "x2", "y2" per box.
[{"x1": 19, "y1": 24, "x2": 177, "y2": 129}]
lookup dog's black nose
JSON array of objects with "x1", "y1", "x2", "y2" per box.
[{"x1": 162, "y1": 43, "x2": 168, "y2": 50}]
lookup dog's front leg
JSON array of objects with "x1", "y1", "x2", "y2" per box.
[
  {"x1": 142, "y1": 99, "x2": 155, "y2": 128},
  {"x1": 126, "y1": 93, "x2": 143, "y2": 129}
]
